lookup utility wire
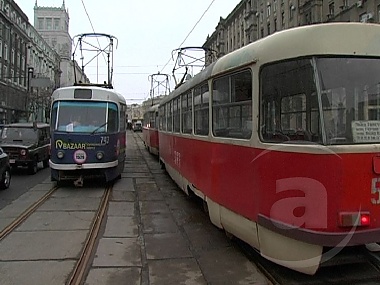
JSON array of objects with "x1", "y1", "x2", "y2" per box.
[
  {"x1": 79, "y1": 0, "x2": 107, "y2": 66},
  {"x1": 160, "y1": 0, "x2": 216, "y2": 73}
]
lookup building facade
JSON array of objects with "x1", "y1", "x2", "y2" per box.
[
  {"x1": 33, "y1": 0, "x2": 89, "y2": 87},
  {"x1": 203, "y1": 0, "x2": 380, "y2": 64},
  {"x1": 0, "y1": 0, "x2": 60, "y2": 123}
]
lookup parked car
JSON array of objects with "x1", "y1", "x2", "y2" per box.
[
  {"x1": 132, "y1": 121, "x2": 142, "y2": 132},
  {"x1": 0, "y1": 147, "x2": 11, "y2": 189},
  {"x1": 0, "y1": 122, "x2": 50, "y2": 174}
]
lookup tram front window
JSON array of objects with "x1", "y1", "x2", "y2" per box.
[
  {"x1": 52, "y1": 101, "x2": 118, "y2": 133},
  {"x1": 260, "y1": 57, "x2": 380, "y2": 145},
  {"x1": 316, "y1": 57, "x2": 380, "y2": 144}
]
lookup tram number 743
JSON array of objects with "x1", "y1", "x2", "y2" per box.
[{"x1": 100, "y1": 136, "x2": 110, "y2": 145}]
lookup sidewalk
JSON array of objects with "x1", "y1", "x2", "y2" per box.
[{"x1": 84, "y1": 131, "x2": 269, "y2": 285}]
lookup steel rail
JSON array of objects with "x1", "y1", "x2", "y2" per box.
[
  {"x1": 0, "y1": 186, "x2": 59, "y2": 242},
  {"x1": 67, "y1": 185, "x2": 112, "y2": 285}
]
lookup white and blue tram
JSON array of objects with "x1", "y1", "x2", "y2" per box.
[{"x1": 49, "y1": 85, "x2": 127, "y2": 186}]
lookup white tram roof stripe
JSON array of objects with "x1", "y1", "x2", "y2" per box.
[
  {"x1": 213, "y1": 23, "x2": 380, "y2": 76},
  {"x1": 51, "y1": 85, "x2": 126, "y2": 104}
]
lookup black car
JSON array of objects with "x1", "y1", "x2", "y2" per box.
[
  {"x1": 0, "y1": 147, "x2": 11, "y2": 189},
  {"x1": 0, "y1": 122, "x2": 50, "y2": 174}
]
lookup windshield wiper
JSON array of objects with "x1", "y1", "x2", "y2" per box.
[{"x1": 91, "y1": 122, "x2": 108, "y2": 134}]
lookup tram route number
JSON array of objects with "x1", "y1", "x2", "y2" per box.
[{"x1": 100, "y1": 136, "x2": 109, "y2": 145}]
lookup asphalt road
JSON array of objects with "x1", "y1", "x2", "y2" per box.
[{"x1": 0, "y1": 162, "x2": 51, "y2": 209}]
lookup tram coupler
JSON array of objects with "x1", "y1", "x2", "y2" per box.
[{"x1": 74, "y1": 175, "x2": 84, "y2": 187}]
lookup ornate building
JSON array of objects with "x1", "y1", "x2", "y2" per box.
[
  {"x1": 33, "y1": 0, "x2": 89, "y2": 87},
  {"x1": 0, "y1": 0, "x2": 59, "y2": 123},
  {"x1": 203, "y1": 0, "x2": 380, "y2": 65}
]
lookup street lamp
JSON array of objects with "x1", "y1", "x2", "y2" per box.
[{"x1": 26, "y1": 67, "x2": 34, "y2": 121}]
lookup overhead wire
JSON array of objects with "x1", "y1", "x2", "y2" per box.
[
  {"x1": 79, "y1": 0, "x2": 108, "y2": 71},
  {"x1": 160, "y1": 0, "x2": 216, "y2": 74}
]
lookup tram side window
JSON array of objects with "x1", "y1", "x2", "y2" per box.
[
  {"x1": 167, "y1": 101, "x2": 173, "y2": 132},
  {"x1": 107, "y1": 105, "x2": 118, "y2": 133},
  {"x1": 159, "y1": 105, "x2": 166, "y2": 131},
  {"x1": 194, "y1": 84, "x2": 209, "y2": 136},
  {"x1": 150, "y1": 111, "x2": 157, "y2": 129},
  {"x1": 143, "y1": 112, "x2": 149, "y2": 128},
  {"x1": 182, "y1": 91, "x2": 192, "y2": 134},
  {"x1": 212, "y1": 70, "x2": 252, "y2": 139},
  {"x1": 260, "y1": 59, "x2": 321, "y2": 143},
  {"x1": 173, "y1": 97, "x2": 180, "y2": 133},
  {"x1": 120, "y1": 105, "x2": 126, "y2": 131}
]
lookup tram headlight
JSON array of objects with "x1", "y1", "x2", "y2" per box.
[
  {"x1": 57, "y1": 151, "x2": 65, "y2": 159},
  {"x1": 96, "y1": 151, "x2": 104, "y2": 160}
]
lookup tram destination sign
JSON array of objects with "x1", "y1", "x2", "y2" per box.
[{"x1": 352, "y1": 120, "x2": 380, "y2": 143}]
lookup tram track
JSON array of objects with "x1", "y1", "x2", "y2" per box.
[
  {"x1": 0, "y1": 182, "x2": 113, "y2": 285},
  {"x1": 67, "y1": 184, "x2": 111, "y2": 285},
  {"x1": 0, "y1": 186, "x2": 59, "y2": 242}
]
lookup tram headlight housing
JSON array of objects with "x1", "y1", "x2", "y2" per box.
[
  {"x1": 57, "y1": 151, "x2": 65, "y2": 159},
  {"x1": 96, "y1": 151, "x2": 104, "y2": 160}
]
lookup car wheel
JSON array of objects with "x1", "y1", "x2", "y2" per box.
[
  {"x1": 0, "y1": 168, "x2": 11, "y2": 190},
  {"x1": 28, "y1": 160, "x2": 38, "y2": 175}
]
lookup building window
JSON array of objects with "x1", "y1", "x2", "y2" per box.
[
  {"x1": 52, "y1": 38, "x2": 57, "y2": 48},
  {"x1": 54, "y1": 18, "x2": 60, "y2": 30},
  {"x1": 38, "y1": 18, "x2": 44, "y2": 29},
  {"x1": 4, "y1": 44, "x2": 7, "y2": 61},
  {"x1": 0, "y1": 40, "x2": 2, "y2": 58},
  {"x1": 267, "y1": 4, "x2": 271, "y2": 17},
  {"x1": 290, "y1": 5, "x2": 294, "y2": 19},
  {"x1": 329, "y1": 2, "x2": 335, "y2": 16},
  {"x1": 46, "y1": 18, "x2": 52, "y2": 30}
]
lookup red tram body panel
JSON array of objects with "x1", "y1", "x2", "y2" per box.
[
  {"x1": 160, "y1": 134, "x2": 380, "y2": 244},
  {"x1": 143, "y1": 126, "x2": 159, "y2": 155},
  {"x1": 143, "y1": 104, "x2": 160, "y2": 155}
]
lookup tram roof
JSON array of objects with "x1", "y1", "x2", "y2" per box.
[
  {"x1": 212, "y1": 22, "x2": 380, "y2": 76},
  {"x1": 51, "y1": 85, "x2": 126, "y2": 105},
  {"x1": 159, "y1": 22, "x2": 380, "y2": 107}
]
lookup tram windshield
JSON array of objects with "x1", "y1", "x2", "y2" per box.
[
  {"x1": 260, "y1": 56, "x2": 380, "y2": 145},
  {"x1": 51, "y1": 101, "x2": 118, "y2": 133}
]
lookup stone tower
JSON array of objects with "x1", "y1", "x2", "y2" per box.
[{"x1": 33, "y1": 0, "x2": 71, "y2": 60}]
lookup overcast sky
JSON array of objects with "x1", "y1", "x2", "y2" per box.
[{"x1": 16, "y1": 0, "x2": 239, "y2": 104}]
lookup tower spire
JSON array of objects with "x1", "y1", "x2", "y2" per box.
[
  {"x1": 62, "y1": 0, "x2": 65, "y2": 8},
  {"x1": 35, "y1": 0, "x2": 37, "y2": 7}
]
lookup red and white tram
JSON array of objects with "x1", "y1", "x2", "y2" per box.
[
  {"x1": 158, "y1": 23, "x2": 380, "y2": 274},
  {"x1": 143, "y1": 103, "x2": 160, "y2": 155}
]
